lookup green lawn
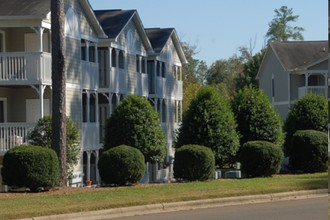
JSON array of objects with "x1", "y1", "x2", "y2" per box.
[{"x1": 0, "y1": 173, "x2": 327, "y2": 220}]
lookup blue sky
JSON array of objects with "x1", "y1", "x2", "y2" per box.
[{"x1": 89, "y1": 0, "x2": 327, "y2": 66}]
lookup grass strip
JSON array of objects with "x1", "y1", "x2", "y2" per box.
[{"x1": 0, "y1": 172, "x2": 327, "y2": 220}]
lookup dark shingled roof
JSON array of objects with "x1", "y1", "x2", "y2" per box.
[
  {"x1": 0, "y1": 0, "x2": 50, "y2": 17},
  {"x1": 271, "y1": 41, "x2": 328, "y2": 71},
  {"x1": 145, "y1": 28, "x2": 174, "y2": 53},
  {"x1": 94, "y1": 10, "x2": 136, "y2": 39}
]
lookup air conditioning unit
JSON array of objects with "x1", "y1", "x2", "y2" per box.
[
  {"x1": 225, "y1": 170, "x2": 241, "y2": 179},
  {"x1": 214, "y1": 170, "x2": 221, "y2": 179}
]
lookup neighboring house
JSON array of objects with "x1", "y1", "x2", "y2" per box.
[
  {"x1": 257, "y1": 41, "x2": 328, "y2": 120},
  {"x1": 94, "y1": 10, "x2": 187, "y2": 182},
  {"x1": 0, "y1": 0, "x2": 107, "y2": 188}
]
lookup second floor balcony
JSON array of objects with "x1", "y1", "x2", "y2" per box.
[
  {"x1": 0, "y1": 52, "x2": 51, "y2": 85},
  {"x1": 298, "y1": 86, "x2": 327, "y2": 99}
]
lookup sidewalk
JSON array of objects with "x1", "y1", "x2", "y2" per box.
[{"x1": 20, "y1": 189, "x2": 327, "y2": 220}]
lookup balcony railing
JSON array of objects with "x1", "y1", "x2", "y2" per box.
[
  {"x1": 0, "y1": 123, "x2": 35, "y2": 154},
  {"x1": 153, "y1": 77, "x2": 183, "y2": 99},
  {"x1": 298, "y1": 86, "x2": 326, "y2": 98},
  {"x1": 0, "y1": 52, "x2": 51, "y2": 85},
  {"x1": 109, "y1": 67, "x2": 127, "y2": 93},
  {"x1": 136, "y1": 73, "x2": 148, "y2": 96},
  {"x1": 81, "y1": 61, "x2": 99, "y2": 90},
  {"x1": 81, "y1": 123, "x2": 101, "y2": 150}
]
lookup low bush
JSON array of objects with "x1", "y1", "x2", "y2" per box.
[
  {"x1": 98, "y1": 145, "x2": 146, "y2": 186},
  {"x1": 1, "y1": 145, "x2": 59, "y2": 191},
  {"x1": 289, "y1": 130, "x2": 327, "y2": 173},
  {"x1": 239, "y1": 141, "x2": 283, "y2": 177},
  {"x1": 173, "y1": 144, "x2": 215, "y2": 181}
]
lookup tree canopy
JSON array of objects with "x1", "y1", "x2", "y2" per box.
[
  {"x1": 103, "y1": 95, "x2": 166, "y2": 163},
  {"x1": 176, "y1": 86, "x2": 240, "y2": 168},
  {"x1": 265, "y1": 6, "x2": 304, "y2": 43}
]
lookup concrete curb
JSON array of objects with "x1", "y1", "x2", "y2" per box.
[{"x1": 20, "y1": 189, "x2": 327, "y2": 220}]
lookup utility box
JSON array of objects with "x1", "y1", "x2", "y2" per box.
[{"x1": 225, "y1": 170, "x2": 241, "y2": 179}]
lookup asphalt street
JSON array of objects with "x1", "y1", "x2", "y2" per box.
[{"x1": 112, "y1": 197, "x2": 328, "y2": 220}]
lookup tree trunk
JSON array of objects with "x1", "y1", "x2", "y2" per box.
[{"x1": 51, "y1": 0, "x2": 67, "y2": 187}]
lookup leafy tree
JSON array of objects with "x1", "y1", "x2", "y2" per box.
[
  {"x1": 283, "y1": 93, "x2": 328, "y2": 155},
  {"x1": 104, "y1": 95, "x2": 166, "y2": 163},
  {"x1": 232, "y1": 86, "x2": 284, "y2": 146},
  {"x1": 28, "y1": 116, "x2": 80, "y2": 180},
  {"x1": 206, "y1": 55, "x2": 245, "y2": 98},
  {"x1": 182, "y1": 81, "x2": 202, "y2": 113},
  {"x1": 265, "y1": 6, "x2": 304, "y2": 43},
  {"x1": 236, "y1": 49, "x2": 265, "y2": 89},
  {"x1": 176, "y1": 86, "x2": 240, "y2": 168},
  {"x1": 51, "y1": 0, "x2": 67, "y2": 186}
]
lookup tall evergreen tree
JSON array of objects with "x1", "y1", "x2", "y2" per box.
[
  {"x1": 51, "y1": 0, "x2": 67, "y2": 186},
  {"x1": 266, "y1": 6, "x2": 304, "y2": 43},
  {"x1": 232, "y1": 86, "x2": 284, "y2": 146},
  {"x1": 176, "y1": 86, "x2": 240, "y2": 167},
  {"x1": 104, "y1": 95, "x2": 166, "y2": 163}
]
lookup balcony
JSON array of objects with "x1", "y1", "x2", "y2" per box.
[
  {"x1": 0, "y1": 52, "x2": 51, "y2": 85},
  {"x1": 0, "y1": 123, "x2": 35, "y2": 155},
  {"x1": 81, "y1": 123, "x2": 101, "y2": 150},
  {"x1": 109, "y1": 67, "x2": 127, "y2": 93},
  {"x1": 136, "y1": 73, "x2": 148, "y2": 96},
  {"x1": 298, "y1": 86, "x2": 327, "y2": 98},
  {"x1": 81, "y1": 61, "x2": 98, "y2": 90},
  {"x1": 153, "y1": 77, "x2": 183, "y2": 99}
]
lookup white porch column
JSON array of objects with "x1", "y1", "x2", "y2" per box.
[
  {"x1": 39, "y1": 85, "x2": 45, "y2": 119},
  {"x1": 304, "y1": 72, "x2": 309, "y2": 95},
  {"x1": 85, "y1": 41, "x2": 90, "y2": 62},
  {"x1": 86, "y1": 91, "x2": 90, "y2": 122},
  {"x1": 115, "y1": 49, "x2": 119, "y2": 68},
  {"x1": 33, "y1": 27, "x2": 44, "y2": 52},
  {"x1": 94, "y1": 91, "x2": 99, "y2": 123},
  {"x1": 86, "y1": 151, "x2": 91, "y2": 181},
  {"x1": 94, "y1": 43, "x2": 98, "y2": 63}
]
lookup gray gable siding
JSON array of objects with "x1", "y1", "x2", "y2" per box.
[
  {"x1": 259, "y1": 50, "x2": 289, "y2": 103},
  {"x1": 308, "y1": 60, "x2": 328, "y2": 70},
  {"x1": 64, "y1": 0, "x2": 98, "y2": 40},
  {"x1": 65, "y1": 38, "x2": 81, "y2": 84},
  {"x1": 116, "y1": 21, "x2": 148, "y2": 94}
]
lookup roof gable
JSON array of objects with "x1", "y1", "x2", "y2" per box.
[
  {"x1": 94, "y1": 9, "x2": 152, "y2": 52},
  {"x1": 145, "y1": 28, "x2": 187, "y2": 64},
  {"x1": 270, "y1": 41, "x2": 328, "y2": 72},
  {"x1": 145, "y1": 28, "x2": 173, "y2": 53},
  {"x1": 94, "y1": 10, "x2": 135, "y2": 40}
]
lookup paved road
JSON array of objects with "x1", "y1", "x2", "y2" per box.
[{"x1": 112, "y1": 197, "x2": 328, "y2": 220}]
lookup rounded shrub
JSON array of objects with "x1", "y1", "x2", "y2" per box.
[
  {"x1": 173, "y1": 144, "x2": 215, "y2": 181},
  {"x1": 176, "y1": 86, "x2": 239, "y2": 168},
  {"x1": 284, "y1": 93, "x2": 327, "y2": 155},
  {"x1": 239, "y1": 141, "x2": 284, "y2": 178},
  {"x1": 1, "y1": 145, "x2": 59, "y2": 191},
  {"x1": 98, "y1": 145, "x2": 146, "y2": 186},
  {"x1": 289, "y1": 130, "x2": 327, "y2": 173}
]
